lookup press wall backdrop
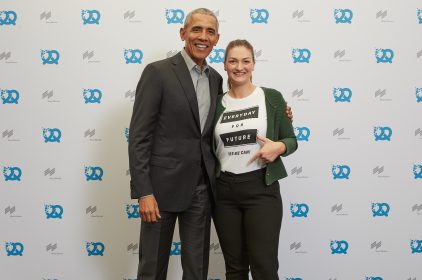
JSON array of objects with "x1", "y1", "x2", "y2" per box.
[{"x1": 1, "y1": 1, "x2": 422, "y2": 280}]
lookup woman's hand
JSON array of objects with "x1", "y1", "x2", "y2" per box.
[{"x1": 248, "y1": 135, "x2": 286, "y2": 165}]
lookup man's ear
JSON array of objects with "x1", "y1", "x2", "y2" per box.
[
  {"x1": 179, "y1": 28, "x2": 185, "y2": 41},
  {"x1": 214, "y1": 34, "x2": 220, "y2": 46}
]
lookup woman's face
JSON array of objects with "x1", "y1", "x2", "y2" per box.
[{"x1": 224, "y1": 46, "x2": 255, "y2": 87}]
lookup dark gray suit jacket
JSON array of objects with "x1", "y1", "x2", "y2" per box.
[{"x1": 129, "y1": 52, "x2": 223, "y2": 211}]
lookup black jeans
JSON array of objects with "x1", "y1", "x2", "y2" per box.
[{"x1": 214, "y1": 169, "x2": 282, "y2": 280}]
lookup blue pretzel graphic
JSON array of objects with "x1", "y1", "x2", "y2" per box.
[
  {"x1": 290, "y1": 203, "x2": 309, "y2": 218},
  {"x1": 41, "y1": 50, "x2": 60, "y2": 65},
  {"x1": 411, "y1": 240, "x2": 422, "y2": 253},
  {"x1": 209, "y1": 49, "x2": 225, "y2": 64},
  {"x1": 371, "y1": 203, "x2": 390, "y2": 217},
  {"x1": 83, "y1": 89, "x2": 102, "y2": 104},
  {"x1": 43, "y1": 128, "x2": 62, "y2": 143},
  {"x1": 3, "y1": 167, "x2": 22, "y2": 181},
  {"x1": 373, "y1": 127, "x2": 392, "y2": 141},
  {"x1": 45, "y1": 205, "x2": 64, "y2": 219},
  {"x1": 295, "y1": 127, "x2": 310, "y2": 141},
  {"x1": 81, "y1": 10, "x2": 101, "y2": 25},
  {"x1": 1, "y1": 89, "x2": 19, "y2": 104},
  {"x1": 375, "y1": 49, "x2": 394, "y2": 63},
  {"x1": 125, "y1": 128, "x2": 129, "y2": 142},
  {"x1": 334, "y1": 9, "x2": 353, "y2": 24},
  {"x1": 332, "y1": 165, "x2": 350, "y2": 179},
  {"x1": 250, "y1": 9, "x2": 269, "y2": 24},
  {"x1": 416, "y1": 88, "x2": 422, "y2": 103},
  {"x1": 0, "y1": 11, "x2": 17, "y2": 25},
  {"x1": 413, "y1": 165, "x2": 422, "y2": 179},
  {"x1": 330, "y1": 240, "x2": 348, "y2": 254},
  {"x1": 124, "y1": 49, "x2": 143, "y2": 64},
  {"x1": 5, "y1": 242, "x2": 24, "y2": 256},
  {"x1": 333, "y1": 88, "x2": 352, "y2": 102},
  {"x1": 165, "y1": 9, "x2": 184, "y2": 24},
  {"x1": 86, "y1": 242, "x2": 105, "y2": 256},
  {"x1": 170, "y1": 242, "x2": 181, "y2": 255},
  {"x1": 126, "y1": 204, "x2": 140, "y2": 219},
  {"x1": 85, "y1": 166, "x2": 104, "y2": 181},
  {"x1": 292, "y1": 49, "x2": 311, "y2": 63}
]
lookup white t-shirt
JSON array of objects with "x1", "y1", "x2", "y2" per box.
[{"x1": 214, "y1": 87, "x2": 267, "y2": 174}]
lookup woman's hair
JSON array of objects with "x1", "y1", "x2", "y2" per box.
[
  {"x1": 224, "y1": 39, "x2": 255, "y2": 89},
  {"x1": 224, "y1": 39, "x2": 255, "y2": 63}
]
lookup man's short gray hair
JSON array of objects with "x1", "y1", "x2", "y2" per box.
[{"x1": 184, "y1": 8, "x2": 219, "y2": 31}]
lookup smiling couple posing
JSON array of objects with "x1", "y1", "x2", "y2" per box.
[{"x1": 128, "y1": 8, "x2": 297, "y2": 280}]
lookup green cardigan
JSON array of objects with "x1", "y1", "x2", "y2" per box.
[{"x1": 213, "y1": 87, "x2": 298, "y2": 185}]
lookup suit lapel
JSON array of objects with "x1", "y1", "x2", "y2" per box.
[
  {"x1": 171, "y1": 53, "x2": 201, "y2": 131},
  {"x1": 202, "y1": 69, "x2": 217, "y2": 135}
]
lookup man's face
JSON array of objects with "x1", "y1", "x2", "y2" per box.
[{"x1": 180, "y1": 13, "x2": 219, "y2": 67}]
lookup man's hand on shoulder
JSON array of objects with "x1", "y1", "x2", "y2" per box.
[
  {"x1": 286, "y1": 102, "x2": 293, "y2": 122},
  {"x1": 138, "y1": 195, "x2": 161, "y2": 223}
]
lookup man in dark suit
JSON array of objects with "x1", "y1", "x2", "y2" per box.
[{"x1": 128, "y1": 8, "x2": 222, "y2": 280}]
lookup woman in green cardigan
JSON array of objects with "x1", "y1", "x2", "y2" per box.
[{"x1": 213, "y1": 39, "x2": 298, "y2": 280}]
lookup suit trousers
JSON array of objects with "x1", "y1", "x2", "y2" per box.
[
  {"x1": 137, "y1": 184, "x2": 211, "y2": 280},
  {"x1": 213, "y1": 169, "x2": 283, "y2": 280}
]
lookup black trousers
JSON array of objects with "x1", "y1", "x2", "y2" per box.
[
  {"x1": 213, "y1": 169, "x2": 283, "y2": 280},
  {"x1": 137, "y1": 184, "x2": 211, "y2": 280}
]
